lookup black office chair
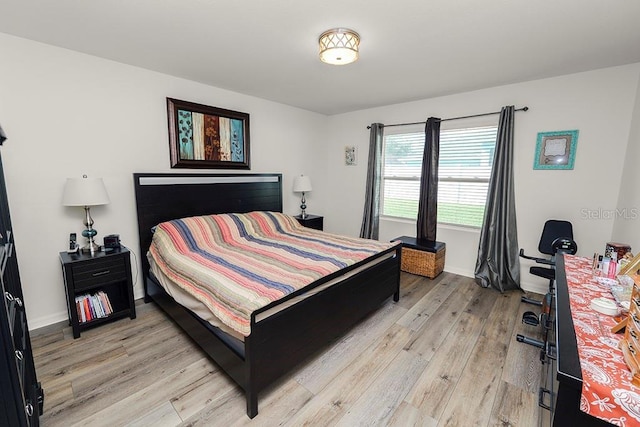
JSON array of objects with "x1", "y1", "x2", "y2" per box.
[
  {"x1": 516, "y1": 220, "x2": 577, "y2": 350},
  {"x1": 520, "y1": 219, "x2": 577, "y2": 297}
]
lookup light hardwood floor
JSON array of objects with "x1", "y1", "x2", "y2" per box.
[{"x1": 31, "y1": 272, "x2": 546, "y2": 426}]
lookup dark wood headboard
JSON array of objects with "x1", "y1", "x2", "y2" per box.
[{"x1": 133, "y1": 173, "x2": 283, "y2": 277}]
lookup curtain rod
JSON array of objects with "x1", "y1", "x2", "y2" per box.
[{"x1": 366, "y1": 106, "x2": 529, "y2": 129}]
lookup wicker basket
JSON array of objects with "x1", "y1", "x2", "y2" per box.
[{"x1": 401, "y1": 246, "x2": 446, "y2": 278}]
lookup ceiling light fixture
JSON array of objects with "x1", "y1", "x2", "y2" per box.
[{"x1": 319, "y1": 28, "x2": 360, "y2": 65}]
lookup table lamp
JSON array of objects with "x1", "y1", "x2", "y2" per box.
[
  {"x1": 293, "y1": 174, "x2": 312, "y2": 219},
  {"x1": 62, "y1": 175, "x2": 110, "y2": 255}
]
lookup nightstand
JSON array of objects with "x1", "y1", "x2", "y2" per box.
[
  {"x1": 295, "y1": 214, "x2": 323, "y2": 231},
  {"x1": 59, "y1": 247, "x2": 136, "y2": 338}
]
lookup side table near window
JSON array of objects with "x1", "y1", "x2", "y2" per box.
[
  {"x1": 59, "y1": 248, "x2": 136, "y2": 339},
  {"x1": 392, "y1": 236, "x2": 446, "y2": 279},
  {"x1": 295, "y1": 214, "x2": 323, "y2": 231}
]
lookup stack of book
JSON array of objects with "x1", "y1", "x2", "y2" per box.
[{"x1": 75, "y1": 291, "x2": 113, "y2": 323}]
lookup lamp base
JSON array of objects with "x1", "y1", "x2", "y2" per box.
[
  {"x1": 300, "y1": 192, "x2": 308, "y2": 219},
  {"x1": 81, "y1": 241, "x2": 101, "y2": 255},
  {"x1": 81, "y1": 206, "x2": 100, "y2": 255}
]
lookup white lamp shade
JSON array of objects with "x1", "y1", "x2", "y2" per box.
[
  {"x1": 62, "y1": 177, "x2": 110, "y2": 206},
  {"x1": 293, "y1": 175, "x2": 312, "y2": 193}
]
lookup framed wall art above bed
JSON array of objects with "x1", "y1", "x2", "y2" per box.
[{"x1": 167, "y1": 98, "x2": 250, "y2": 169}]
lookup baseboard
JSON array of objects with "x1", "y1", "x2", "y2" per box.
[
  {"x1": 29, "y1": 298, "x2": 149, "y2": 334},
  {"x1": 443, "y1": 266, "x2": 474, "y2": 279},
  {"x1": 444, "y1": 267, "x2": 548, "y2": 295},
  {"x1": 520, "y1": 280, "x2": 548, "y2": 295},
  {"x1": 28, "y1": 311, "x2": 68, "y2": 332}
]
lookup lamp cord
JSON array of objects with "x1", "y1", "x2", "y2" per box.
[{"x1": 121, "y1": 244, "x2": 139, "y2": 291}]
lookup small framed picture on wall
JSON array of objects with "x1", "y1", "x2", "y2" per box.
[
  {"x1": 345, "y1": 146, "x2": 357, "y2": 166},
  {"x1": 533, "y1": 130, "x2": 579, "y2": 170}
]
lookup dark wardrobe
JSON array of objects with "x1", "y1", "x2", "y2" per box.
[{"x1": 0, "y1": 126, "x2": 43, "y2": 426}]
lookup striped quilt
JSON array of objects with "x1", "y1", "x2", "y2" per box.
[{"x1": 149, "y1": 211, "x2": 398, "y2": 337}]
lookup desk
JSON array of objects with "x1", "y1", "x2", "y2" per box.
[{"x1": 554, "y1": 255, "x2": 630, "y2": 426}]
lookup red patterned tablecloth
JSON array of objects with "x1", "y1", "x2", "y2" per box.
[{"x1": 564, "y1": 254, "x2": 640, "y2": 426}]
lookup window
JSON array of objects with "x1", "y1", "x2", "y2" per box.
[{"x1": 382, "y1": 125, "x2": 498, "y2": 228}]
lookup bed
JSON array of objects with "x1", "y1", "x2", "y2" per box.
[{"x1": 133, "y1": 172, "x2": 402, "y2": 418}]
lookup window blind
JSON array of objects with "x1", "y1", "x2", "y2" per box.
[{"x1": 382, "y1": 125, "x2": 497, "y2": 228}]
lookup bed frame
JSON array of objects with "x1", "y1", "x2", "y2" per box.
[{"x1": 133, "y1": 172, "x2": 401, "y2": 418}]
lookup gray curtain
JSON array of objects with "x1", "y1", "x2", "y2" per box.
[
  {"x1": 360, "y1": 123, "x2": 384, "y2": 239},
  {"x1": 474, "y1": 106, "x2": 520, "y2": 292},
  {"x1": 416, "y1": 117, "x2": 440, "y2": 242}
]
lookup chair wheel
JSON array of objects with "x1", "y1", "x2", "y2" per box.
[{"x1": 522, "y1": 311, "x2": 540, "y2": 326}]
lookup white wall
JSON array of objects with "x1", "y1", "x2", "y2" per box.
[
  {"x1": 2, "y1": 31, "x2": 639, "y2": 328},
  {"x1": 612, "y1": 75, "x2": 640, "y2": 250},
  {"x1": 0, "y1": 33, "x2": 328, "y2": 329},
  {"x1": 326, "y1": 64, "x2": 640, "y2": 292}
]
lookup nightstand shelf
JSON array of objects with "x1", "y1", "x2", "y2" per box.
[
  {"x1": 59, "y1": 248, "x2": 136, "y2": 338},
  {"x1": 295, "y1": 214, "x2": 323, "y2": 231}
]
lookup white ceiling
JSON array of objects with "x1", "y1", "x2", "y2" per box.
[{"x1": 1, "y1": 0, "x2": 639, "y2": 115}]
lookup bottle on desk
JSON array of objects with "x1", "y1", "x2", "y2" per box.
[
  {"x1": 608, "y1": 252, "x2": 618, "y2": 279},
  {"x1": 593, "y1": 255, "x2": 604, "y2": 276},
  {"x1": 602, "y1": 256, "x2": 610, "y2": 276}
]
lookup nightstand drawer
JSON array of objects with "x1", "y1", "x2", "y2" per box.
[{"x1": 72, "y1": 257, "x2": 127, "y2": 290}]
